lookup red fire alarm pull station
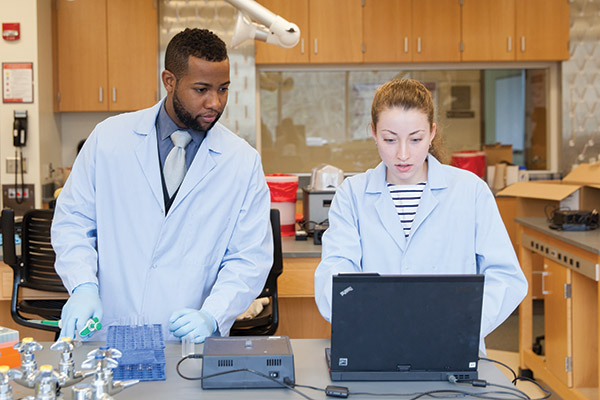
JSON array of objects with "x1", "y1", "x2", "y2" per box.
[{"x1": 2, "y1": 23, "x2": 20, "y2": 41}]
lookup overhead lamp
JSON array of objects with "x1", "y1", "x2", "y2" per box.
[{"x1": 225, "y1": 0, "x2": 300, "y2": 49}]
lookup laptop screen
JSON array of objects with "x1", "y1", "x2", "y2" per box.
[{"x1": 330, "y1": 274, "x2": 484, "y2": 381}]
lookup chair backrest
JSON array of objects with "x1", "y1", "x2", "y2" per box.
[
  {"x1": 260, "y1": 208, "x2": 283, "y2": 298},
  {"x1": 2, "y1": 208, "x2": 66, "y2": 292},
  {"x1": 22, "y1": 209, "x2": 65, "y2": 291},
  {"x1": 230, "y1": 209, "x2": 283, "y2": 336}
]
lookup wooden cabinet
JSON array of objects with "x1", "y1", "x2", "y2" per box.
[
  {"x1": 309, "y1": 0, "x2": 363, "y2": 63},
  {"x1": 54, "y1": 0, "x2": 158, "y2": 112},
  {"x1": 412, "y1": 0, "x2": 461, "y2": 62},
  {"x1": 363, "y1": 0, "x2": 412, "y2": 63},
  {"x1": 543, "y1": 260, "x2": 572, "y2": 387},
  {"x1": 255, "y1": 0, "x2": 309, "y2": 64},
  {"x1": 259, "y1": 0, "x2": 569, "y2": 64},
  {"x1": 462, "y1": 0, "x2": 515, "y2": 61},
  {"x1": 462, "y1": 0, "x2": 569, "y2": 61},
  {"x1": 363, "y1": 0, "x2": 461, "y2": 63},
  {"x1": 515, "y1": 0, "x2": 570, "y2": 61},
  {"x1": 255, "y1": 0, "x2": 363, "y2": 64}
]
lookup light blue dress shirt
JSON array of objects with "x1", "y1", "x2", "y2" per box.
[{"x1": 155, "y1": 103, "x2": 204, "y2": 171}]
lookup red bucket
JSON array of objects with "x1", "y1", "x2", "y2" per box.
[
  {"x1": 450, "y1": 151, "x2": 486, "y2": 178},
  {"x1": 265, "y1": 174, "x2": 298, "y2": 236}
]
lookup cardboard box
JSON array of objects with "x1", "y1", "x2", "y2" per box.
[
  {"x1": 483, "y1": 143, "x2": 513, "y2": 166},
  {"x1": 497, "y1": 163, "x2": 600, "y2": 218}
]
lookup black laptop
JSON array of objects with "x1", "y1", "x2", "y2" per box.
[{"x1": 328, "y1": 273, "x2": 484, "y2": 381}]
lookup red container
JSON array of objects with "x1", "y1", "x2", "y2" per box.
[{"x1": 450, "y1": 151, "x2": 486, "y2": 178}]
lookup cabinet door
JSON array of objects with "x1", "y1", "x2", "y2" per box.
[
  {"x1": 363, "y1": 0, "x2": 412, "y2": 63},
  {"x1": 543, "y1": 259, "x2": 572, "y2": 387},
  {"x1": 107, "y1": 0, "x2": 158, "y2": 111},
  {"x1": 309, "y1": 0, "x2": 363, "y2": 63},
  {"x1": 255, "y1": 0, "x2": 309, "y2": 64},
  {"x1": 462, "y1": 0, "x2": 515, "y2": 61},
  {"x1": 56, "y1": 0, "x2": 108, "y2": 111},
  {"x1": 412, "y1": 0, "x2": 461, "y2": 62},
  {"x1": 516, "y1": 0, "x2": 569, "y2": 61}
]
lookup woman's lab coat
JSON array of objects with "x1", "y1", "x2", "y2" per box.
[
  {"x1": 51, "y1": 100, "x2": 273, "y2": 340},
  {"x1": 314, "y1": 155, "x2": 527, "y2": 348}
]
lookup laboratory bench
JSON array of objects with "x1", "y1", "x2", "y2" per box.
[
  {"x1": 0, "y1": 237, "x2": 328, "y2": 341},
  {"x1": 8, "y1": 339, "x2": 516, "y2": 400},
  {"x1": 516, "y1": 217, "x2": 600, "y2": 400},
  {"x1": 278, "y1": 236, "x2": 329, "y2": 339}
]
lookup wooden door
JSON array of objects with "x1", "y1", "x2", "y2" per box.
[
  {"x1": 544, "y1": 259, "x2": 573, "y2": 387},
  {"x1": 412, "y1": 0, "x2": 461, "y2": 62},
  {"x1": 309, "y1": 0, "x2": 363, "y2": 63},
  {"x1": 516, "y1": 0, "x2": 570, "y2": 61},
  {"x1": 107, "y1": 0, "x2": 158, "y2": 111},
  {"x1": 55, "y1": 0, "x2": 108, "y2": 111},
  {"x1": 363, "y1": 0, "x2": 412, "y2": 63},
  {"x1": 462, "y1": 0, "x2": 515, "y2": 61},
  {"x1": 255, "y1": 0, "x2": 309, "y2": 64}
]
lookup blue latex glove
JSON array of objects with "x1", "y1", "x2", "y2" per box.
[
  {"x1": 169, "y1": 308, "x2": 217, "y2": 344},
  {"x1": 60, "y1": 282, "x2": 103, "y2": 339}
]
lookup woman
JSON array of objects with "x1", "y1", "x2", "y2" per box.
[{"x1": 314, "y1": 78, "x2": 527, "y2": 351}]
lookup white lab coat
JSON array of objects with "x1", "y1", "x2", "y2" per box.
[
  {"x1": 51, "y1": 100, "x2": 273, "y2": 340},
  {"x1": 314, "y1": 155, "x2": 527, "y2": 350}
]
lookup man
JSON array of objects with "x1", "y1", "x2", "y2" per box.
[{"x1": 51, "y1": 28, "x2": 273, "y2": 343}]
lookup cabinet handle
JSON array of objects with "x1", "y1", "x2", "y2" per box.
[
  {"x1": 99, "y1": 87, "x2": 103, "y2": 103},
  {"x1": 417, "y1": 37, "x2": 422, "y2": 53},
  {"x1": 507, "y1": 36, "x2": 512, "y2": 52},
  {"x1": 541, "y1": 270, "x2": 550, "y2": 295},
  {"x1": 314, "y1": 38, "x2": 318, "y2": 55},
  {"x1": 521, "y1": 36, "x2": 525, "y2": 52},
  {"x1": 404, "y1": 37, "x2": 408, "y2": 53},
  {"x1": 112, "y1": 87, "x2": 116, "y2": 103},
  {"x1": 301, "y1": 38, "x2": 305, "y2": 54}
]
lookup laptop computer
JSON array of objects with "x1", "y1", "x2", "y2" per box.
[{"x1": 328, "y1": 273, "x2": 484, "y2": 381}]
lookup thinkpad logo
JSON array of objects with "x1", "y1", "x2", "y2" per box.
[{"x1": 340, "y1": 286, "x2": 353, "y2": 296}]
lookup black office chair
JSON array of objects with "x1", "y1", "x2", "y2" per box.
[
  {"x1": 230, "y1": 209, "x2": 283, "y2": 336},
  {"x1": 1, "y1": 208, "x2": 67, "y2": 336}
]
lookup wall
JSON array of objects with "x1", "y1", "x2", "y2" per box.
[
  {"x1": 0, "y1": 0, "x2": 61, "y2": 208},
  {"x1": 561, "y1": 0, "x2": 600, "y2": 171}
]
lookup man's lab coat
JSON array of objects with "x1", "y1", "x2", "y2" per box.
[{"x1": 52, "y1": 100, "x2": 273, "y2": 340}]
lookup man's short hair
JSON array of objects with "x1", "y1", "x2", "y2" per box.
[{"x1": 165, "y1": 28, "x2": 228, "y2": 78}]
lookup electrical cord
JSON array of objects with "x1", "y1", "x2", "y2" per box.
[
  {"x1": 293, "y1": 379, "x2": 533, "y2": 400},
  {"x1": 478, "y1": 357, "x2": 552, "y2": 400},
  {"x1": 511, "y1": 377, "x2": 551, "y2": 400},
  {"x1": 175, "y1": 354, "x2": 315, "y2": 400},
  {"x1": 298, "y1": 218, "x2": 329, "y2": 237},
  {"x1": 176, "y1": 353, "x2": 549, "y2": 400}
]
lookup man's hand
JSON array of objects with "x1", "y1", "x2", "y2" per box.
[
  {"x1": 60, "y1": 282, "x2": 103, "y2": 339},
  {"x1": 169, "y1": 309, "x2": 217, "y2": 344}
]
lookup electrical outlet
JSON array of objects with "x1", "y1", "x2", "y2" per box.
[{"x1": 6, "y1": 157, "x2": 27, "y2": 173}]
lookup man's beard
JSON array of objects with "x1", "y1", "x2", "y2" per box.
[{"x1": 173, "y1": 90, "x2": 221, "y2": 132}]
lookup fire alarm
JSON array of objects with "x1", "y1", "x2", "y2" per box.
[{"x1": 2, "y1": 23, "x2": 20, "y2": 41}]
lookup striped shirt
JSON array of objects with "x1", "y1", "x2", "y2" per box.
[{"x1": 387, "y1": 182, "x2": 426, "y2": 238}]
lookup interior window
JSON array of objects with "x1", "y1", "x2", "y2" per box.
[{"x1": 260, "y1": 68, "x2": 549, "y2": 174}]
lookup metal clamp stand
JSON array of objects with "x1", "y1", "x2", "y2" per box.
[
  {"x1": 0, "y1": 365, "x2": 23, "y2": 400},
  {"x1": 50, "y1": 338, "x2": 94, "y2": 387},
  {"x1": 73, "y1": 347, "x2": 139, "y2": 400},
  {"x1": 23, "y1": 365, "x2": 62, "y2": 400},
  {"x1": 12, "y1": 338, "x2": 43, "y2": 388}
]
